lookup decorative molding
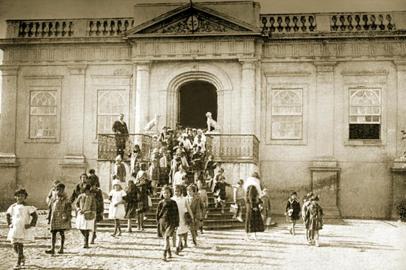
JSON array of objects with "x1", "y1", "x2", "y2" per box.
[
  {"x1": 68, "y1": 64, "x2": 87, "y2": 75},
  {"x1": 393, "y1": 59, "x2": 406, "y2": 71},
  {"x1": 341, "y1": 70, "x2": 389, "y2": 77},
  {"x1": 265, "y1": 71, "x2": 311, "y2": 78},
  {"x1": 3, "y1": 45, "x2": 131, "y2": 64},
  {"x1": 0, "y1": 153, "x2": 17, "y2": 164},
  {"x1": 314, "y1": 61, "x2": 337, "y2": 72},
  {"x1": 0, "y1": 65, "x2": 19, "y2": 75},
  {"x1": 263, "y1": 40, "x2": 406, "y2": 59}
]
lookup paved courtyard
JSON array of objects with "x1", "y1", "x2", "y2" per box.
[{"x1": 0, "y1": 213, "x2": 404, "y2": 270}]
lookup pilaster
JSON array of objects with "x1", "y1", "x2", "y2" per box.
[
  {"x1": 394, "y1": 59, "x2": 406, "y2": 158},
  {"x1": 239, "y1": 59, "x2": 257, "y2": 134},
  {"x1": 134, "y1": 61, "x2": 151, "y2": 133},
  {"x1": 314, "y1": 61, "x2": 336, "y2": 157},
  {"x1": 391, "y1": 159, "x2": 406, "y2": 220},
  {"x1": 0, "y1": 65, "x2": 19, "y2": 209},
  {"x1": 62, "y1": 64, "x2": 87, "y2": 166}
]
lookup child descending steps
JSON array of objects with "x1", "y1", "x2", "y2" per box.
[
  {"x1": 232, "y1": 179, "x2": 245, "y2": 222},
  {"x1": 75, "y1": 184, "x2": 96, "y2": 248},
  {"x1": 108, "y1": 180, "x2": 127, "y2": 237},
  {"x1": 45, "y1": 183, "x2": 71, "y2": 254},
  {"x1": 125, "y1": 180, "x2": 138, "y2": 233},
  {"x1": 305, "y1": 195, "x2": 324, "y2": 247},
  {"x1": 6, "y1": 189, "x2": 38, "y2": 270},
  {"x1": 213, "y1": 175, "x2": 231, "y2": 214},
  {"x1": 156, "y1": 186, "x2": 179, "y2": 262},
  {"x1": 285, "y1": 191, "x2": 301, "y2": 235},
  {"x1": 197, "y1": 180, "x2": 208, "y2": 233}
]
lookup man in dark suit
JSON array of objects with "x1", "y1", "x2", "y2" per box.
[{"x1": 112, "y1": 113, "x2": 129, "y2": 159}]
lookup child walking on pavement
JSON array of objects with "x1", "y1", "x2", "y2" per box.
[
  {"x1": 286, "y1": 191, "x2": 301, "y2": 235},
  {"x1": 233, "y1": 179, "x2": 245, "y2": 222},
  {"x1": 156, "y1": 186, "x2": 179, "y2": 261},
  {"x1": 6, "y1": 189, "x2": 38, "y2": 270},
  {"x1": 75, "y1": 184, "x2": 96, "y2": 248},
  {"x1": 305, "y1": 195, "x2": 324, "y2": 246},
  {"x1": 186, "y1": 184, "x2": 203, "y2": 246},
  {"x1": 172, "y1": 185, "x2": 193, "y2": 255},
  {"x1": 302, "y1": 192, "x2": 313, "y2": 243},
  {"x1": 45, "y1": 183, "x2": 71, "y2": 254},
  {"x1": 261, "y1": 188, "x2": 272, "y2": 230},
  {"x1": 108, "y1": 180, "x2": 127, "y2": 236}
]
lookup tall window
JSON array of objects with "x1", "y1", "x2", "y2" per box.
[
  {"x1": 29, "y1": 90, "x2": 58, "y2": 139},
  {"x1": 97, "y1": 90, "x2": 128, "y2": 134},
  {"x1": 349, "y1": 88, "x2": 381, "y2": 140},
  {"x1": 271, "y1": 88, "x2": 303, "y2": 140}
]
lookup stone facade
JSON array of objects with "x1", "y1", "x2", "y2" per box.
[{"x1": 0, "y1": 1, "x2": 405, "y2": 219}]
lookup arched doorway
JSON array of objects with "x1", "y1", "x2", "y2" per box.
[{"x1": 178, "y1": 80, "x2": 217, "y2": 129}]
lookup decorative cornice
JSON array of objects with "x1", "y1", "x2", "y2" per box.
[
  {"x1": 314, "y1": 61, "x2": 337, "y2": 72},
  {"x1": 341, "y1": 70, "x2": 389, "y2": 76}
]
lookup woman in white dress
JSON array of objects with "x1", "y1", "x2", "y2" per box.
[
  {"x1": 172, "y1": 185, "x2": 193, "y2": 255},
  {"x1": 108, "y1": 179, "x2": 127, "y2": 236},
  {"x1": 75, "y1": 184, "x2": 96, "y2": 248}
]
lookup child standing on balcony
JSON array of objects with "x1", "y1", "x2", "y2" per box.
[
  {"x1": 6, "y1": 189, "x2": 38, "y2": 270},
  {"x1": 285, "y1": 191, "x2": 301, "y2": 235},
  {"x1": 214, "y1": 175, "x2": 231, "y2": 214},
  {"x1": 108, "y1": 180, "x2": 127, "y2": 237}
]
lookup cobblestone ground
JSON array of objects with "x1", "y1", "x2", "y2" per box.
[{"x1": 0, "y1": 213, "x2": 404, "y2": 270}]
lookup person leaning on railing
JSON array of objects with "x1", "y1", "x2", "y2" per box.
[{"x1": 112, "y1": 113, "x2": 129, "y2": 159}]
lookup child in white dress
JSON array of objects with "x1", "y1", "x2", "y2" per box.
[
  {"x1": 172, "y1": 185, "x2": 193, "y2": 255},
  {"x1": 108, "y1": 179, "x2": 127, "y2": 236},
  {"x1": 75, "y1": 184, "x2": 96, "y2": 248},
  {"x1": 6, "y1": 189, "x2": 38, "y2": 270}
]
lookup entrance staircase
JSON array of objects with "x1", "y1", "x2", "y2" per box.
[
  {"x1": 98, "y1": 186, "x2": 245, "y2": 230},
  {"x1": 97, "y1": 133, "x2": 259, "y2": 230}
]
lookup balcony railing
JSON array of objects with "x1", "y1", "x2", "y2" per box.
[
  {"x1": 206, "y1": 134, "x2": 259, "y2": 164},
  {"x1": 97, "y1": 133, "x2": 152, "y2": 161},
  {"x1": 98, "y1": 133, "x2": 259, "y2": 164}
]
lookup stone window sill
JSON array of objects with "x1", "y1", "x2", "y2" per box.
[
  {"x1": 24, "y1": 138, "x2": 60, "y2": 144},
  {"x1": 344, "y1": 139, "x2": 384, "y2": 146}
]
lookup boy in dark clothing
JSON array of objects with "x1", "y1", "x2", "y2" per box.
[
  {"x1": 286, "y1": 191, "x2": 301, "y2": 235},
  {"x1": 156, "y1": 186, "x2": 179, "y2": 261},
  {"x1": 213, "y1": 176, "x2": 231, "y2": 214}
]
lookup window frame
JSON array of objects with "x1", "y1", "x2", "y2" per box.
[
  {"x1": 266, "y1": 81, "x2": 309, "y2": 145},
  {"x1": 96, "y1": 88, "x2": 130, "y2": 137},
  {"x1": 343, "y1": 85, "x2": 386, "y2": 146},
  {"x1": 26, "y1": 85, "x2": 61, "y2": 143}
]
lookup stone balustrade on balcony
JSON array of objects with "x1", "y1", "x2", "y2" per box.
[
  {"x1": 4, "y1": 11, "x2": 405, "y2": 40},
  {"x1": 97, "y1": 133, "x2": 259, "y2": 165},
  {"x1": 6, "y1": 18, "x2": 135, "y2": 39}
]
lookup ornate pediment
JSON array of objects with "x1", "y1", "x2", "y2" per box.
[{"x1": 125, "y1": 4, "x2": 259, "y2": 37}]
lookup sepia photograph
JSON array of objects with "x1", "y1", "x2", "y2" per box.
[{"x1": 0, "y1": 0, "x2": 405, "y2": 269}]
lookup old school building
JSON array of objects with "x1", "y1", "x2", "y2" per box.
[{"x1": 0, "y1": 1, "x2": 406, "y2": 219}]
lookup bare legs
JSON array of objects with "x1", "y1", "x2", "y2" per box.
[
  {"x1": 12, "y1": 243, "x2": 24, "y2": 269},
  {"x1": 112, "y1": 219, "x2": 122, "y2": 236}
]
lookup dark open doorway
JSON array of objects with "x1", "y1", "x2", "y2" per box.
[{"x1": 178, "y1": 80, "x2": 217, "y2": 129}]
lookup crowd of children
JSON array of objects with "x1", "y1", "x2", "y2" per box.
[{"x1": 5, "y1": 125, "x2": 324, "y2": 268}]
